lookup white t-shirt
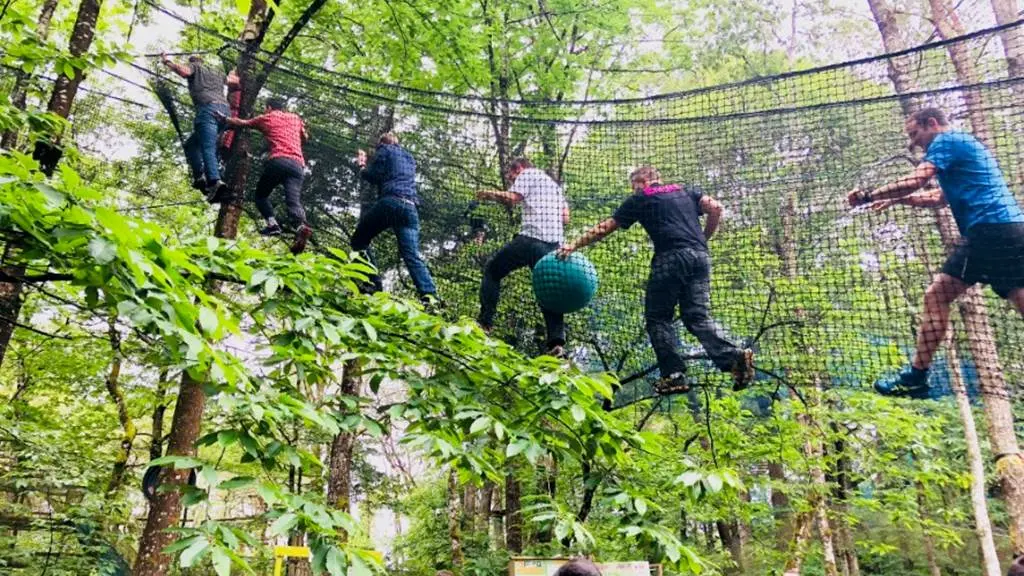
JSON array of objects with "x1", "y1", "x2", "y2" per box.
[{"x1": 510, "y1": 168, "x2": 565, "y2": 244}]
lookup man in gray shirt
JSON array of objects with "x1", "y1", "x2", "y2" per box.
[{"x1": 162, "y1": 54, "x2": 232, "y2": 197}]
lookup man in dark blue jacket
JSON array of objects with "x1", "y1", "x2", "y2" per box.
[{"x1": 352, "y1": 133, "x2": 438, "y2": 302}]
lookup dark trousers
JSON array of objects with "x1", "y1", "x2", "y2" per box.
[
  {"x1": 479, "y1": 234, "x2": 566, "y2": 348},
  {"x1": 184, "y1": 103, "x2": 229, "y2": 182},
  {"x1": 255, "y1": 157, "x2": 307, "y2": 226},
  {"x1": 351, "y1": 195, "x2": 437, "y2": 296},
  {"x1": 645, "y1": 248, "x2": 740, "y2": 376}
]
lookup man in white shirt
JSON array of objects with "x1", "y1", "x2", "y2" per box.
[{"x1": 476, "y1": 158, "x2": 570, "y2": 357}]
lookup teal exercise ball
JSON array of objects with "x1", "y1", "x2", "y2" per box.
[{"x1": 532, "y1": 252, "x2": 598, "y2": 314}]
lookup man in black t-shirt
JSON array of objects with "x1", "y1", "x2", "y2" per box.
[{"x1": 557, "y1": 166, "x2": 754, "y2": 394}]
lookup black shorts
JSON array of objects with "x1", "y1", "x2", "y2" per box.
[{"x1": 941, "y1": 222, "x2": 1024, "y2": 298}]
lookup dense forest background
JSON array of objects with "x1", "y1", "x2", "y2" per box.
[{"x1": 0, "y1": 1, "x2": 1023, "y2": 575}]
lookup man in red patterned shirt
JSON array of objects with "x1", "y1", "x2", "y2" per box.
[{"x1": 218, "y1": 97, "x2": 313, "y2": 254}]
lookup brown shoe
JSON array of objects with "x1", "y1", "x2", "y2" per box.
[
  {"x1": 731, "y1": 349, "x2": 755, "y2": 391},
  {"x1": 290, "y1": 224, "x2": 313, "y2": 254},
  {"x1": 654, "y1": 372, "x2": 690, "y2": 395}
]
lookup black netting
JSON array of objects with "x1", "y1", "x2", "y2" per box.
[{"x1": 96, "y1": 6, "x2": 1024, "y2": 402}]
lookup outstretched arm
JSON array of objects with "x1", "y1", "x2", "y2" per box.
[
  {"x1": 161, "y1": 54, "x2": 192, "y2": 79},
  {"x1": 870, "y1": 187, "x2": 946, "y2": 211},
  {"x1": 476, "y1": 189, "x2": 523, "y2": 206},
  {"x1": 556, "y1": 218, "x2": 619, "y2": 259},
  {"x1": 699, "y1": 195, "x2": 723, "y2": 240},
  {"x1": 848, "y1": 162, "x2": 937, "y2": 206},
  {"x1": 218, "y1": 113, "x2": 261, "y2": 129}
]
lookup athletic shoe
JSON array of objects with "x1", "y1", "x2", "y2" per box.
[
  {"x1": 259, "y1": 224, "x2": 282, "y2": 237},
  {"x1": 654, "y1": 372, "x2": 691, "y2": 395},
  {"x1": 874, "y1": 369, "x2": 931, "y2": 400},
  {"x1": 420, "y1": 293, "x2": 443, "y2": 313},
  {"x1": 545, "y1": 344, "x2": 567, "y2": 359},
  {"x1": 205, "y1": 180, "x2": 229, "y2": 203},
  {"x1": 192, "y1": 176, "x2": 207, "y2": 191},
  {"x1": 290, "y1": 224, "x2": 313, "y2": 254},
  {"x1": 731, "y1": 349, "x2": 755, "y2": 391}
]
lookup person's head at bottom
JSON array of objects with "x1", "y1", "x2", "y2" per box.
[
  {"x1": 265, "y1": 97, "x2": 287, "y2": 114},
  {"x1": 1008, "y1": 555, "x2": 1024, "y2": 576},
  {"x1": 554, "y1": 558, "x2": 602, "y2": 576},
  {"x1": 435, "y1": 570, "x2": 455, "y2": 576}
]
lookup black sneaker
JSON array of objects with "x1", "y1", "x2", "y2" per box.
[
  {"x1": 192, "y1": 176, "x2": 207, "y2": 191},
  {"x1": 420, "y1": 293, "x2": 443, "y2": 313},
  {"x1": 731, "y1": 349, "x2": 755, "y2": 391},
  {"x1": 874, "y1": 369, "x2": 931, "y2": 399},
  {"x1": 259, "y1": 224, "x2": 282, "y2": 237},
  {"x1": 654, "y1": 372, "x2": 691, "y2": 395},
  {"x1": 205, "y1": 181, "x2": 229, "y2": 203},
  {"x1": 290, "y1": 224, "x2": 313, "y2": 254}
]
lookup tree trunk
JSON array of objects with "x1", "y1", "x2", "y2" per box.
[
  {"x1": 716, "y1": 521, "x2": 744, "y2": 573},
  {"x1": 926, "y1": 0, "x2": 1024, "y2": 555},
  {"x1": 32, "y1": 0, "x2": 103, "y2": 175},
  {"x1": 989, "y1": 0, "x2": 1024, "y2": 80},
  {"x1": 769, "y1": 461, "x2": 793, "y2": 550},
  {"x1": 927, "y1": 0, "x2": 993, "y2": 144},
  {"x1": 0, "y1": 0, "x2": 58, "y2": 149},
  {"x1": 448, "y1": 469, "x2": 463, "y2": 571},
  {"x1": 866, "y1": 0, "x2": 922, "y2": 116},
  {"x1": 104, "y1": 316, "x2": 134, "y2": 494},
  {"x1": 830, "y1": 432, "x2": 860, "y2": 576},
  {"x1": 149, "y1": 370, "x2": 170, "y2": 460},
  {"x1": 327, "y1": 360, "x2": 360, "y2": 541},
  {"x1": 947, "y1": 332, "x2": 1002, "y2": 576},
  {"x1": 505, "y1": 473, "x2": 522, "y2": 552},
  {"x1": 0, "y1": 0, "x2": 99, "y2": 370},
  {"x1": 132, "y1": 2, "x2": 329, "y2": 572},
  {"x1": 916, "y1": 482, "x2": 943, "y2": 576},
  {"x1": 783, "y1": 511, "x2": 814, "y2": 576}
]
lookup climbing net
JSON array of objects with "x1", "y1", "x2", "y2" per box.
[{"x1": 62, "y1": 9, "x2": 1024, "y2": 401}]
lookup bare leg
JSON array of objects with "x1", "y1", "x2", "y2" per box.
[
  {"x1": 1009, "y1": 287, "x2": 1024, "y2": 316},
  {"x1": 912, "y1": 273, "x2": 969, "y2": 370}
]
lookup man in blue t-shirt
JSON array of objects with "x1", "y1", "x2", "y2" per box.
[
  {"x1": 558, "y1": 166, "x2": 754, "y2": 394},
  {"x1": 848, "y1": 107, "x2": 1024, "y2": 399}
]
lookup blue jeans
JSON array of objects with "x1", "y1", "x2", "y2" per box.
[
  {"x1": 184, "y1": 103, "x2": 229, "y2": 183},
  {"x1": 351, "y1": 195, "x2": 437, "y2": 297},
  {"x1": 645, "y1": 248, "x2": 741, "y2": 376}
]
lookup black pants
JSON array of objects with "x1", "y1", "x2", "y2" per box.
[
  {"x1": 479, "y1": 234, "x2": 565, "y2": 348},
  {"x1": 645, "y1": 248, "x2": 741, "y2": 376},
  {"x1": 255, "y1": 157, "x2": 306, "y2": 226}
]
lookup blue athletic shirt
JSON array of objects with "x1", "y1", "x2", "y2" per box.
[{"x1": 924, "y1": 131, "x2": 1024, "y2": 234}]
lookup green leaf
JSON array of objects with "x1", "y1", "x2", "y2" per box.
[
  {"x1": 705, "y1": 473, "x2": 723, "y2": 493},
  {"x1": 219, "y1": 476, "x2": 256, "y2": 491},
  {"x1": 211, "y1": 547, "x2": 231, "y2": 576},
  {"x1": 635, "y1": 497, "x2": 648, "y2": 516},
  {"x1": 235, "y1": 0, "x2": 251, "y2": 16},
  {"x1": 325, "y1": 547, "x2": 346, "y2": 576},
  {"x1": 199, "y1": 307, "x2": 218, "y2": 335},
  {"x1": 88, "y1": 238, "x2": 117, "y2": 265},
  {"x1": 348, "y1": 552, "x2": 374, "y2": 576},
  {"x1": 470, "y1": 416, "x2": 491, "y2": 434},
  {"x1": 265, "y1": 276, "x2": 279, "y2": 298},
  {"x1": 570, "y1": 404, "x2": 585, "y2": 423},
  {"x1": 179, "y1": 537, "x2": 209, "y2": 567},
  {"x1": 675, "y1": 471, "x2": 701, "y2": 487},
  {"x1": 268, "y1": 513, "x2": 299, "y2": 537}
]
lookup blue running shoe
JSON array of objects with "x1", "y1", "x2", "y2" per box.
[{"x1": 874, "y1": 369, "x2": 931, "y2": 400}]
